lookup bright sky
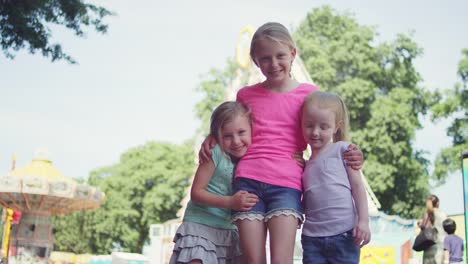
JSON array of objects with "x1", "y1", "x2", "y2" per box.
[{"x1": 1, "y1": 0, "x2": 466, "y2": 216}]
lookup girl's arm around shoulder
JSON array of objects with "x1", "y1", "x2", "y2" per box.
[
  {"x1": 341, "y1": 141, "x2": 364, "y2": 170},
  {"x1": 346, "y1": 165, "x2": 371, "y2": 247},
  {"x1": 190, "y1": 159, "x2": 259, "y2": 211},
  {"x1": 198, "y1": 135, "x2": 217, "y2": 164}
]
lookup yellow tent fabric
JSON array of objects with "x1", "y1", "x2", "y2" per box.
[{"x1": 10, "y1": 156, "x2": 74, "y2": 182}]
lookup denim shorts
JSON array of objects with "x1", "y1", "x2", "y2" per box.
[
  {"x1": 231, "y1": 177, "x2": 303, "y2": 223},
  {"x1": 301, "y1": 230, "x2": 360, "y2": 264}
]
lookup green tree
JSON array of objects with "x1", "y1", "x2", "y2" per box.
[
  {"x1": 431, "y1": 49, "x2": 468, "y2": 180},
  {"x1": 52, "y1": 211, "x2": 94, "y2": 253},
  {"x1": 294, "y1": 6, "x2": 433, "y2": 217},
  {"x1": 194, "y1": 59, "x2": 240, "y2": 134},
  {"x1": 53, "y1": 140, "x2": 195, "y2": 254},
  {"x1": 0, "y1": 0, "x2": 112, "y2": 63}
]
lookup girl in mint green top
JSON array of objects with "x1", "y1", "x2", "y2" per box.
[
  {"x1": 170, "y1": 101, "x2": 258, "y2": 264},
  {"x1": 183, "y1": 144, "x2": 240, "y2": 229}
]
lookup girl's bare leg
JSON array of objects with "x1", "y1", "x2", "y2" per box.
[
  {"x1": 236, "y1": 219, "x2": 267, "y2": 264},
  {"x1": 267, "y1": 215, "x2": 298, "y2": 264}
]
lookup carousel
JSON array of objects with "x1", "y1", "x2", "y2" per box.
[{"x1": 0, "y1": 151, "x2": 105, "y2": 264}]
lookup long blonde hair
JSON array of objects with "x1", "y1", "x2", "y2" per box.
[
  {"x1": 303, "y1": 91, "x2": 349, "y2": 142},
  {"x1": 250, "y1": 22, "x2": 296, "y2": 65}
]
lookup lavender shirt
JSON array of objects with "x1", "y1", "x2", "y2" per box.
[
  {"x1": 444, "y1": 234, "x2": 464, "y2": 262},
  {"x1": 302, "y1": 141, "x2": 356, "y2": 237}
]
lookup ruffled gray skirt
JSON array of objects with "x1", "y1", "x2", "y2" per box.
[{"x1": 169, "y1": 222, "x2": 242, "y2": 264}]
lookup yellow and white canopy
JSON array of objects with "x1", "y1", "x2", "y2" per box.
[{"x1": 0, "y1": 153, "x2": 105, "y2": 215}]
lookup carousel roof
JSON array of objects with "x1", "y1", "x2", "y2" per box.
[
  {"x1": 10, "y1": 155, "x2": 73, "y2": 181},
  {"x1": 0, "y1": 152, "x2": 105, "y2": 215}
]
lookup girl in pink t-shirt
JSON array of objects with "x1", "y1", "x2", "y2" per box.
[{"x1": 200, "y1": 22, "x2": 363, "y2": 264}]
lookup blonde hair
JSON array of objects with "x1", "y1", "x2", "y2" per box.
[
  {"x1": 250, "y1": 22, "x2": 296, "y2": 65},
  {"x1": 210, "y1": 101, "x2": 252, "y2": 151},
  {"x1": 303, "y1": 91, "x2": 350, "y2": 142}
]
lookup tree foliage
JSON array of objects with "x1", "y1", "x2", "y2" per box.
[
  {"x1": 431, "y1": 49, "x2": 468, "y2": 180},
  {"x1": 0, "y1": 0, "x2": 112, "y2": 63},
  {"x1": 194, "y1": 59, "x2": 239, "y2": 135},
  {"x1": 293, "y1": 6, "x2": 434, "y2": 217},
  {"x1": 53, "y1": 140, "x2": 195, "y2": 254},
  {"x1": 52, "y1": 211, "x2": 94, "y2": 253}
]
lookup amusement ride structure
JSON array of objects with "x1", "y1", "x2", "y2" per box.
[{"x1": 0, "y1": 151, "x2": 105, "y2": 263}]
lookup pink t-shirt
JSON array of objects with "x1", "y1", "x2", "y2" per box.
[{"x1": 235, "y1": 82, "x2": 319, "y2": 191}]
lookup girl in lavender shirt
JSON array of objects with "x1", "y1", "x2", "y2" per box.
[{"x1": 301, "y1": 91, "x2": 371, "y2": 263}]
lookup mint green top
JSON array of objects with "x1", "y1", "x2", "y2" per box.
[{"x1": 183, "y1": 144, "x2": 236, "y2": 230}]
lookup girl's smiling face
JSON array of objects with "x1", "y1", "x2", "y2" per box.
[
  {"x1": 220, "y1": 114, "x2": 252, "y2": 159},
  {"x1": 253, "y1": 37, "x2": 296, "y2": 86}
]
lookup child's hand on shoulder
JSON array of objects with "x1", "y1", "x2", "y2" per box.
[
  {"x1": 292, "y1": 151, "x2": 305, "y2": 168},
  {"x1": 198, "y1": 135, "x2": 217, "y2": 164},
  {"x1": 343, "y1": 144, "x2": 364, "y2": 170},
  {"x1": 230, "y1": 191, "x2": 259, "y2": 211},
  {"x1": 353, "y1": 220, "x2": 371, "y2": 247}
]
